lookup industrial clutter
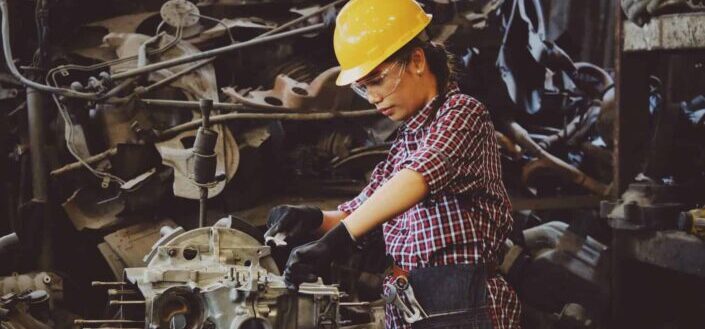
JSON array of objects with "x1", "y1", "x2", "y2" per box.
[{"x1": 0, "y1": 0, "x2": 704, "y2": 328}]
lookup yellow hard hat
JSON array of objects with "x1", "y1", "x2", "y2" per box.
[{"x1": 333, "y1": 0, "x2": 432, "y2": 86}]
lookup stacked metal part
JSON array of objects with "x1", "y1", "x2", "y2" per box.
[{"x1": 90, "y1": 219, "x2": 344, "y2": 329}]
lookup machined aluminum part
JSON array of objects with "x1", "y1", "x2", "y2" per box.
[
  {"x1": 161, "y1": 0, "x2": 201, "y2": 28},
  {"x1": 102, "y1": 32, "x2": 240, "y2": 199},
  {"x1": 124, "y1": 220, "x2": 341, "y2": 329},
  {"x1": 0, "y1": 272, "x2": 64, "y2": 308}
]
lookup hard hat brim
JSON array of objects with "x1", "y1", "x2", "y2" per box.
[{"x1": 335, "y1": 13, "x2": 432, "y2": 86}]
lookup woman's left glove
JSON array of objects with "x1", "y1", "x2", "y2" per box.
[{"x1": 283, "y1": 223, "x2": 357, "y2": 290}]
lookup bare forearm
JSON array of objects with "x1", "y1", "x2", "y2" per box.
[{"x1": 343, "y1": 169, "x2": 429, "y2": 238}]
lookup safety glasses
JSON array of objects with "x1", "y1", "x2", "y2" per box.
[{"x1": 351, "y1": 61, "x2": 406, "y2": 100}]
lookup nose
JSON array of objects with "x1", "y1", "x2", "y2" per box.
[{"x1": 367, "y1": 92, "x2": 382, "y2": 105}]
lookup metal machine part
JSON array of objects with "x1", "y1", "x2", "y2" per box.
[
  {"x1": 0, "y1": 291, "x2": 53, "y2": 329},
  {"x1": 602, "y1": 182, "x2": 691, "y2": 230},
  {"x1": 192, "y1": 99, "x2": 220, "y2": 227},
  {"x1": 100, "y1": 32, "x2": 241, "y2": 199},
  {"x1": 0, "y1": 272, "x2": 64, "y2": 318},
  {"x1": 622, "y1": 0, "x2": 705, "y2": 26},
  {"x1": 98, "y1": 219, "x2": 179, "y2": 280},
  {"x1": 119, "y1": 219, "x2": 344, "y2": 329},
  {"x1": 501, "y1": 222, "x2": 609, "y2": 325},
  {"x1": 222, "y1": 67, "x2": 354, "y2": 112},
  {"x1": 161, "y1": 0, "x2": 201, "y2": 29},
  {"x1": 0, "y1": 272, "x2": 63, "y2": 309}
]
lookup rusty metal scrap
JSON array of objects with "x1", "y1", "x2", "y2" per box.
[
  {"x1": 155, "y1": 109, "x2": 381, "y2": 140},
  {"x1": 222, "y1": 67, "x2": 354, "y2": 112},
  {"x1": 506, "y1": 121, "x2": 610, "y2": 196}
]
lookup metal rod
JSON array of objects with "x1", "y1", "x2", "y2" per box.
[
  {"x1": 156, "y1": 109, "x2": 380, "y2": 140},
  {"x1": 506, "y1": 121, "x2": 609, "y2": 196},
  {"x1": 50, "y1": 148, "x2": 117, "y2": 176},
  {"x1": 0, "y1": 0, "x2": 97, "y2": 99},
  {"x1": 75, "y1": 320, "x2": 143, "y2": 325},
  {"x1": 112, "y1": 23, "x2": 325, "y2": 80},
  {"x1": 109, "y1": 300, "x2": 145, "y2": 306},
  {"x1": 107, "y1": 289, "x2": 139, "y2": 296},
  {"x1": 258, "y1": 0, "x2": 346, "y2": 38},
  {"x1": 91, "y1": 281, "x2": 128, "y2": 287},
  {"x1": 141, "y1": 59, "x2": 213, "y2": 94},
  {"x1": 0, "y1": 233, "x2": 19, "y2": 253},
  {"x1": 339, "y1": 302, "x2": 370, "y2": 306},
  {"x1": 200, "y1": 99, "x2": 212, "y2": 128},
  {"x1": 50, "y1": 108, "x2": 380, "y2": 176},
  {"x1": 27, "y1": 88, "x2": 48, "y2": 202},
  {"x1": 139, "y1": 98, "x2": 247, "y2": 110},
  {"x1": 125, "y1": 1, "x2": 343, "y2": 97},
  {"x1": 81, "y1": 327, "x2": 142, "y2": 329},
  {"x1": 199, "y1": 187, "x2": 207, "y2": 228}
]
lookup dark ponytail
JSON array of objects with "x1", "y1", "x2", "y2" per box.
[{"x1": 387, "y1": 36, "x2": 462, "y2": 94}]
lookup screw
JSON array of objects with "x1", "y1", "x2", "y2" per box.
[{"x1": 202, "y1": 319, "x2": 215, "y2": 329}]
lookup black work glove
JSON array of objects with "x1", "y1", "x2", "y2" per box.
[
  {"x1": 284, "y1": 223, "x2": 357, "y2": 290},
  {"x1": 263, "y1": 205, "x2": 324, "y2": 245}
]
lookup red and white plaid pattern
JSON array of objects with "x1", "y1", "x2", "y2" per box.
[{"x1": 339, "y1": 85, "x2": 521, "y2": 328}]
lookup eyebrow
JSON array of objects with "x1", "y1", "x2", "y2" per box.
[
  {"x1": 361, "y1": 68, "x2": 383, "y2": 81},
  {"x1": 357, "y1": 63, "x2": 395, "y2": 83}
]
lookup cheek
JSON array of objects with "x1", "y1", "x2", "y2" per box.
[
  {"x1": 395, "y1": 84, "x2": 423, "y2": 111},
  {"x1": 401, "y1": 97, "x2": 424, "y2": 116}
]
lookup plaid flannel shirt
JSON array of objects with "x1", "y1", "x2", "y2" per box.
[{"x1": 338, "y1": 85, "x2": 521, "y2": 328}]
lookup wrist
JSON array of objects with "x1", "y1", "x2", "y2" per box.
[
  {"x1": 339, "y1": 221, "x2": 358, "y2": 242},
  {"x1": 320, "y1": 223, "x2": 358, "y2": 256},
  {"x1": 318, "y1": 210, "x2": 348, "y2": 235},
  {"x1": 308, "y1": 206, "x2": 324, "y2": 228}
]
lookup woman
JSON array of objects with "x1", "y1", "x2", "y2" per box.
[{"x1": 264, "y1": 0, "x2": 520, "y2": 328}]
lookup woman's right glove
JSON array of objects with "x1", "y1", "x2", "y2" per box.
[
  {"x1": 263, "y1": 205, "x2": 323, "y2": 246},
  {"x1": 283, "y1": 223, "x2": 357, "y2": 290}
]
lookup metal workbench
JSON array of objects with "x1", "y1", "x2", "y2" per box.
[{"x1": 611, "y1": 8, "x2": 705, "y2": 329}]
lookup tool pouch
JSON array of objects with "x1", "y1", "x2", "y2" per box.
[{"x1": 408, "y1": 264, "x2": 492, "y2": 329}]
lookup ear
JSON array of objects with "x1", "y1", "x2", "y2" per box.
[{"x1": 409, "y1": 47, "x2": 426, "y2": 74}]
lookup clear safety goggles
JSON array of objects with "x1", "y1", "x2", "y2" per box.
[{"x1": 350, "y1": 61, "x2": 406, "y2": 100}]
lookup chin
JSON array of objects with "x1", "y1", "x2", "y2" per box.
[{"x1": 388, "y1": 114, "x2": 405, "y2": 122}]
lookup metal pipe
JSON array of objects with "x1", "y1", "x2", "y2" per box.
[
  {"x1": 75, "y1": 320, "x2": 143, "y2": 325},
  {"x1": 27, "y1": 87, "x2": 53, "y2": 271},
  {"x1": 157, "y1": 109, "x2": 380, "y2": 140},
  {"x1": 199, "y1": 188, "x2": 207, "y2": 228},
  {"x1": 98, "y1": 77, "x2": 136, "y2": 100},
  {"x1": 50, "y1": 148, "x2": 118, "y2": 176},
  {"x1": 83, "y1": 326, "x2": 144, "y2": 329},
  {"x1": 0, "y1": 0, "x2": 97, "y2": 99},
  {"x1": 195, "y1": 99, "x2": 214, "y2": 228},
  {"x1": 51, "y1": 108, "x2": 380, "y2": 177},
  {"x1": 107, "y1": 289, "x2": 139, "y2": 296},
  {"x1": 91, "y1": 281, "x2": 128, "y2": 286},
  {"x1": 112, "y1": 23, "x2": 325, "y2": 80},
  {"x1": 109, "y1": 300, "x2": 145, "y2": 306},
  {"x1": 506, "y1": 121, "x2": 609, "y2": 196},
  {"x1": 26, "y1": 88, "x2": 48, "y2": 202},
  {"x1": 339, "y1": 302, "x2": 370, "y2": 307},
  {"x1": 139, "y1": 98, "x2": 247, "y2": 111},
  {"x1": 133, "y1": 0, "x2": 344, "y2": 95},
  {"x1": 258, "y1": 0, "x2": 347, "y2": 38},
  {"x1": 140, "y1": 59, "x2": 213, "y2": 94},
  {"x1": 0, "y1": 233, "x2": 19, "y2": 253}
]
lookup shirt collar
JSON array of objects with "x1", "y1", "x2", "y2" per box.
[{"x1": 403, "y1": 83, "x2": 461, "y2": 132}]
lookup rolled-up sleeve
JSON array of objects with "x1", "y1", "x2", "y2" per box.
[{"x1": 400, "y1": 102, "x2": 487, "y2": 195}]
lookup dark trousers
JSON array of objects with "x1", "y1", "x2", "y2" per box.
[{"x1": 408, "y1": 264, "x2": 493, "y2": 329}]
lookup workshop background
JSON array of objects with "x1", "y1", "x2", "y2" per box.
[{"x1": 0, "y1": 1, "x2": 704, "y2": 329}]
